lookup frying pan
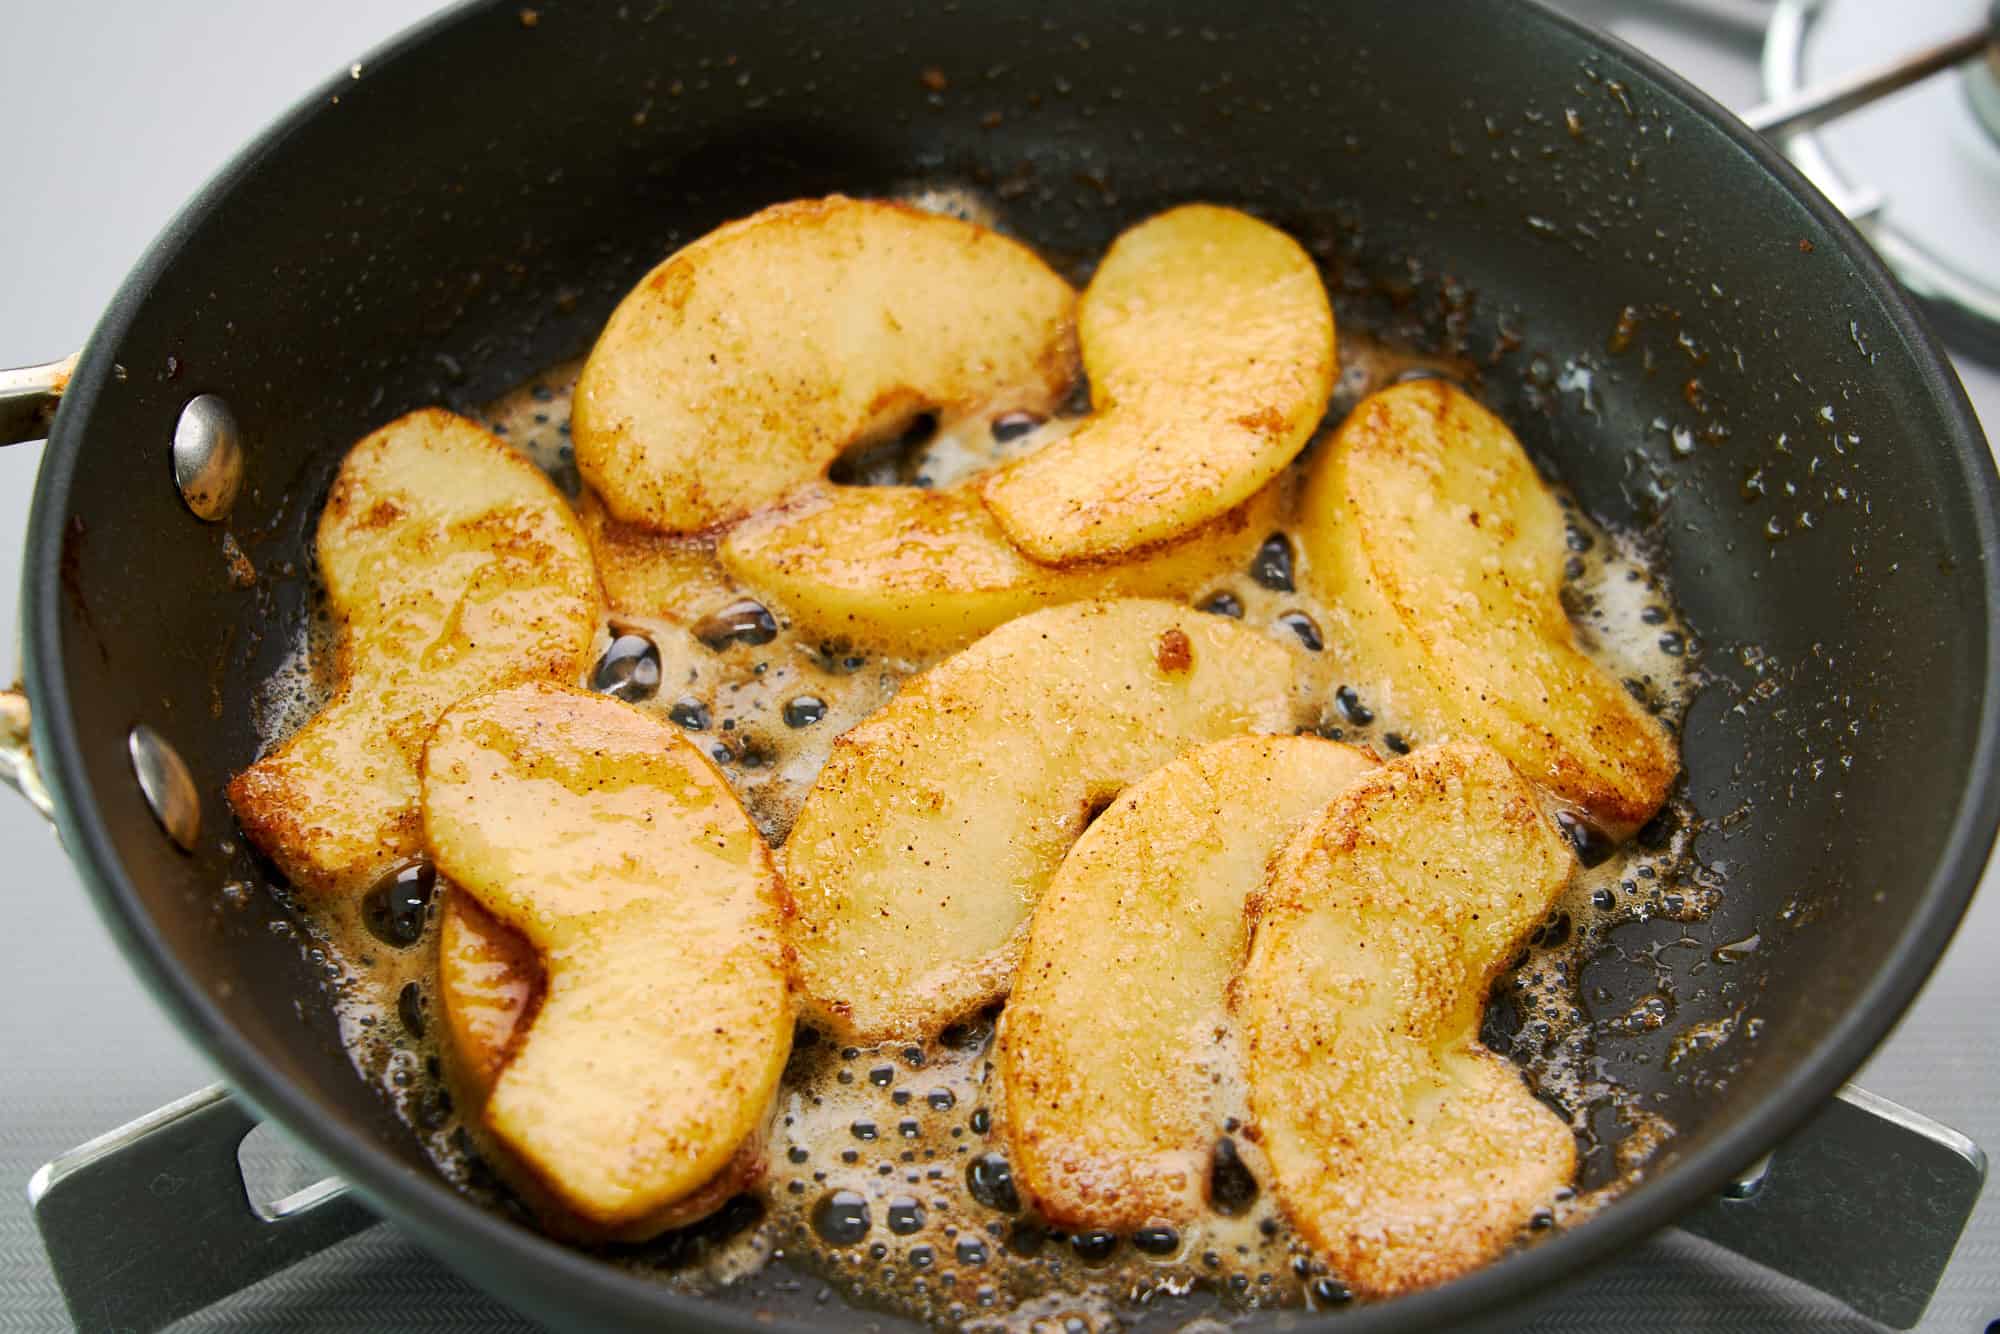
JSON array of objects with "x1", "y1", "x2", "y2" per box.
[{"x1": 0, "y1": 1, "x2": 1993, "y2": 1331}]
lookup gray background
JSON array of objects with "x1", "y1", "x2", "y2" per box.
[{"x1": 0, "y1": 2, "x2": 1993, "y2": 1330}]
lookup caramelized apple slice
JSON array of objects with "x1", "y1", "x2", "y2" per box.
[
  {"x1": 436, "y1": 891, "x2": 541, "y2": 1094},
  {"x1": 1299, "y1": 379, "x2": 1676, "y2": 828},
  {"x1": 573, "y1": 196, "x2": 1078, "y2": 532},
  {"x1": 436, "y1": 891, "x2": 765, "y2": 1239},
  {"x1": 1001, "y1": 735, "x2": 1375, "y2": 1229},
  {"x1": 786, "y1": 599, "x2": 1297, "y2": 1043},
  {"x1": 228, "y1": 410, "x2": 599, "y2": 897},
  {"x1": 1237, "y1": 741, "x2": 1577, "y2": 1297},
  {"x1": 719, "y1": 482, "x2": 1283, "y2": 655},
  {"x1": 422, "y1": 681, "x2": 791, "y2": 1235},
  {"x1": 575, "y1": 487, "x2": 744, "y2": 626},
  {"x1": 982, "y1": 205, "x2": 1334, "y2": 563}
]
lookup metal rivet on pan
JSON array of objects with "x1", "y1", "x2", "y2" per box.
[
  {"x1": 171, "y1": 393, "x2": 243, "y2": 521},
  {"x1": 129, "y1": 725, "x2": 200, "y2": 852}
]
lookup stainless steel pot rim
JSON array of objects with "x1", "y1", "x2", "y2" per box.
[
  {"x1": 1762, "y1": 0, "x2": 2000, "y2": 339},
  {"x1": 20, "y1": 1, "x2": 2000, "y2": 1329}
]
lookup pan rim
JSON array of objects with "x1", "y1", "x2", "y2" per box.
[{"x1": 21, "y1": 0, "x2": 2000, "y2": 1329}]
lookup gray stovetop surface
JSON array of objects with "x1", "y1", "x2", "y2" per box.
[{"x1": 0, "y1": 2, "x2": 1993, "y2": 1330}]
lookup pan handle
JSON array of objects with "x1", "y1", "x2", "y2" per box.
[
  {"x1": 29, "y1": 1084, "x2": 377, "y2": 1334},
  {"x1": 0, "y1": 688, "x2": 53, "y2": 821},
  {"x1": 0, "y1": 356, "x2": 74, "y2": 447},
  {"x1": 1676, "y1": 1084, "x2": 1987, "y2": 1329},
  {"x1": 2, "y1": 358, "x2": 70, "y2": 823}
]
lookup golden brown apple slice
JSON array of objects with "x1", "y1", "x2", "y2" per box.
[
  {"x1": 784, "y1": 599, "x2": 1297, "y2": 1044},
  {"x1": 982, "y1": 205, "x2": 1334, "y2": 563},
  {"x1": 422, "y1": 681, "x2": 792, "y2": 1235},
  {"x1": 718, "y1": 481, "x2": 1283, "y2": 656},
  {"x1": 227, "y1": 410, "x2": 599, "y2": 898},
  {"x1": 436, "y1": 891, "x2": 541, "y2": 1095},
  {"x1": 1000, "y1": 734, "x2": 1376, "y2": 1230},
  {"x1": 1299, "y1": 379, "x2": 1676, "y2": 828},
  {"x1": 573, "y1": 196, "x2": 1078, "y2": 532},
  {"x1": 574, "y1": 488, "x2": 743, "y2": 626},
  {"x1": 1237, "y1": 740, "x2": 1577, "y2": 1298},
  {"x1": 435, "y1": 891, "x2": 766, "y2": 1239}
]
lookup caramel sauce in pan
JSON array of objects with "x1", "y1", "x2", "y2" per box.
[{"x1": 255, "y1": 202, "x2": 1708, "y2": 1329}]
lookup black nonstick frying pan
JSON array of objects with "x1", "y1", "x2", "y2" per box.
[{"x1": 0, "y1": 1, "x2": 1994, "y2": 1331}]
